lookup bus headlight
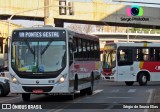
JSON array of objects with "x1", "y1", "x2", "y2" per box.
[
  {"x1": 59, "y1": 76, "x2": 65, "y2": 83},
  {"x1": 11, "y1": 75, "x2": 19, "y2": 84},
  {"x1": 58, "y1": 74, "x2": 67, "y2": 83}
]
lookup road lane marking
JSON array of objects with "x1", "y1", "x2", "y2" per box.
[
  {"x1": 144, "y1": 89, "x2": 154, "y2": 112},
  {"x1": 147, "y1": 89, "x2": 154, "y2": 103},
  {"x1": 106, "y1": 97, "x2": 132, "y2": 99},
  {"x1": 110, "y1": 89, "x2": 119, "y2": 93},
  {"x1": 93, "y1": 89, "x2": 103, "y2": 95},
  {"x1": 128, "y1": 89, "x2": 136, "y2": 93},
  {"x1": 46, "y1": 89, "x2": 103, "y2": 112},
  {"x1": 103, "y1": 102, "x2": 118, "y2": 110}
]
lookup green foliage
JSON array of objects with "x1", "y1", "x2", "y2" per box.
[{"x1": 129, "y1": 28, "x2": 160, "y2": 34}]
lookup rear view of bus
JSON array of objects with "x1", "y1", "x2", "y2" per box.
[{"x1": 101, "y1": 43, "x2": 117, "y2": 81}]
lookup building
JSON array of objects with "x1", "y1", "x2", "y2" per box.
[{"x1": 0, "y1": 20, "x2": 22, "y2": 67}]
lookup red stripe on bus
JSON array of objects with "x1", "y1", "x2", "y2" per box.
[{"x1": 141, "y1": 62, "x2": 160, "y2": 72}]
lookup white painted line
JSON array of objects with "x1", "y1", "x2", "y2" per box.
[
  {"x1": 128, "y1": 89, "x2": 136, "y2": 93},
  {"x1": 106, "y1": 97, "x2": 132, "y2": 99},
  {"x1": 110, "y1": 89, "x2": 119, "y2": 93},
  {"x1": 104, "y1": 104, "x2": 115, "y2": 110},
  {"x1": 47, "y1": 89, "x2": 104, "y2": 112},
  {"x1": 93, "y1": 89, "x2": 103, "y2": 95},
  {"x1": 147, "y1": 89, "x2": 154, "y2": 103},
  {"x1": 47, "y1": 89, "x2": 103, "y2": 112},
  {"x1": 46, "y1": 109, "x2": 62, "y2": 112},
  {"x1": 103, "y1": 102, "x2": 118, "y2": 110},
  {"x1": 144, "y1": 89, "x2": 154, "y2": 112}
]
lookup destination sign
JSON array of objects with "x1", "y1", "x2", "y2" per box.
[{"x1": 12, "y1": 30, "x2": 66, "y2": 38}]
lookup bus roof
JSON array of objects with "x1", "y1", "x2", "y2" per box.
[
  {"x1": 105, "y1": 42, "x2": 160, "y2": 47},
  {"x1": 12, "y1": 26, "x2": 99, "y2": 41},
  {"x1": 12, "y1": 26, "x2": 68, "y2": 31}
]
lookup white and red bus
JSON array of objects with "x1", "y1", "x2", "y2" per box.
[
  {"x1": 9, "y1": 26, "x2": 101, "y2": 101},
  {"x1": 102, "y1": 42, "x2": 160, "y2": 86}
]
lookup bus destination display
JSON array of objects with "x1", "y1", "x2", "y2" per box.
[{"x1": 13, "y1": 30, "x2": 66, "y2": 38}]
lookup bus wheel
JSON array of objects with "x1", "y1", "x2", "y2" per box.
[
  {"x1": 22, "y1": 93, "x2": 31, "y2": 101},
  {"x1": 74, "y1": 75, "x2": 78, "y2": 91},
  {"x1": 138, "y1": 73, "x2": 147, "y2": 86},
  {"x1": 80, "y1": 89, "x2": 87, "y2": 96},
  {"x1": 0, "y1": 86, "x2": 4, "y2": 97},
  {"x1": 125, "y1": 81, "x2": 134, "y2": 86},
  {"x1": 2, "y1": 90, "x2": 10, "y2": 97}
]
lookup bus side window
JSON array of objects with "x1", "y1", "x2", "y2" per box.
[
  {"x1": 138, "y1": 50, "x2": 144, "y2": 61},
  {"x1": 136, "y1": 49, "x2": 144, "y2": 61},
  {"x1": 118, "y1": 48, "x2": 133, "y2": 66}
]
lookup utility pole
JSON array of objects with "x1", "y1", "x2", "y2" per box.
[{"x1": 44, "y1": 0, "x2": 54, "y2": 26}]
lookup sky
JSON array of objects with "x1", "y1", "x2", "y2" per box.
[{"x1": 11, "y1": 0, "x2": 160, "y2": 27}]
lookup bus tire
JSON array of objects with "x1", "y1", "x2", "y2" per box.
[
  {"x1": 138, "y1": 73, "x2": 147, "y2": 86},
  {"x1": 22, "y1": 93, "x2": 31, "y2": 101},
  {"x1": 125, "y1": 81, "x2": 134, "y2": 86},
  {"x1": 2, "y1": 90, "x2": 10, "y2": 97},
  {"x1": 0, "y1": 86, "x2": 4, "y2": 97},
  {"x1": 80, "y1": 89, "x2": 87, "y2": 96},
  {"x1": 74, "y1": 75, "x2": 78, "y2": 91},
  {"x1": 87, "y1": 75, "x2": 94, "y2": 95}
]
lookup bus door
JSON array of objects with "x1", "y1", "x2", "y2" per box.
[{"x1": 117, "y1": 48, "x2": 134, "y2": 81}]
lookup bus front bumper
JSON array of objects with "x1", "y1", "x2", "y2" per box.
[
  {"x1": 10, "y1": 81, "x2": 70, "y2": 94},
  {"x1": 101, "y1": 74, "x2": 115, "y2": 81}
]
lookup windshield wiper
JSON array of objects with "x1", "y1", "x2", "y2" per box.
[
  {"x1": 41, "y1": 41, "x2": 52, "y2": 55},
  {"x1": 24, "y1": 40, "x2": 35, "y2": 55}
]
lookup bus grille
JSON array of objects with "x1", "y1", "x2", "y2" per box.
[{"x1": 22, "y1": 86, "x2": 53, "y2": 92}]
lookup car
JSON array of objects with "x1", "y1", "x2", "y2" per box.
[{"x1": 0, "y1": 77, "x2": 10, "y2": 97}]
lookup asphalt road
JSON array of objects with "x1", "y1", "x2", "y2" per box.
[{"x1": 1, "y1": 81, "x2": 160, "y2": 112}]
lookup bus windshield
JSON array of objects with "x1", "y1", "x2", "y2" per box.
[
  {"x1": 102, "y1": 44, "x2": 116, "y2": 69},
  {"x1": 11, "y1": 40, "x2": 66, "y2": 73}
]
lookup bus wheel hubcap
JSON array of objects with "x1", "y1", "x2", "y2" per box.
[{"x1": 142, "y1": 76, "x2": 146, "y2": 82}]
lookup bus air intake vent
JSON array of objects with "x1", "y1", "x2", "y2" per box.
[{"x1": 22, "y1": 86, "x2": 53, "y2": 92}]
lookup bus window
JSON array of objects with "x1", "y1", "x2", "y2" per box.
[
  {"x1": 118, "y1": 48, "x2": 133, "y2": 66},
  {"x1": 136, "y1": 48, "x2": 149, "y2": 61},
  {"x1": 102, "y1": 50, "x2": 116, "y2": 69}
]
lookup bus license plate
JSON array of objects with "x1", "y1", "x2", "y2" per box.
[{"x1": 32, "y1": 90, "x2": 43, "y2": 93}]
